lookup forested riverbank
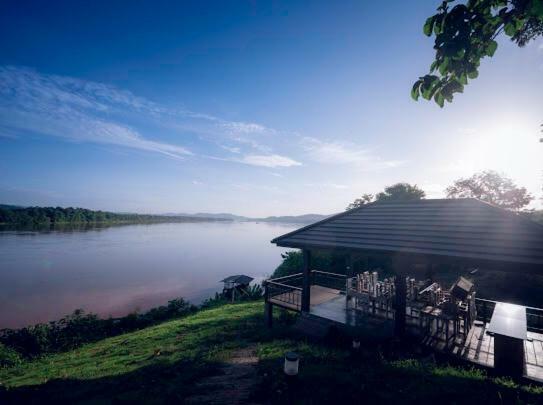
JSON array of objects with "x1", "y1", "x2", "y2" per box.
[{"x1": 0, "y1": 205, "x2": 226, "y2": 229}]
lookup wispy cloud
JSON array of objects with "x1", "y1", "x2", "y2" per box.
[
  {"x1": 234, "y1": 154, "x2": 302, "y2": 168},
  {"x1": 0, "y1": 66, "x2": 298, "y2": 164},
  {"x1": 0, "y1": 125, "x2": 19, "y2": 139},
  {"x1": 230, "y1": 136, "x2": 273, "y2": 153},
  {"x1": 221, "y1": 121, "x2": 272, "y2": 135},
  {"x1": 301, "y1": 137, "x2": 403, "y2": 169},
  {"x1": 0, "y1": 66, "x2": 192, "y2": 159},
  {"x1": 220, "y1": 145, "x2": 241, "y2": 154}
]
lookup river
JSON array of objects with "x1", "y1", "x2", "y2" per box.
[{"x1": 0, "y1": 221, "x2": 296, "y2": 328}]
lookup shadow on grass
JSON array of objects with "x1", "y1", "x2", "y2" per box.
[
  {"x1": 0, "y1": 358, "x2": 225, "y2": 404},
  {"x1": 252, "y1": 331, "x2": 543, "y2": 405},
  {"x1": 0, "y1": 308, "x2": 280, "y2": 404},
  {"x1": 253, "y1": 353, "x2": 543, "y2": 404}
]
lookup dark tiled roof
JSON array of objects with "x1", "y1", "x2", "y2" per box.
[
  {"x1": 220, "y1": 275, "x2": 254, "y2": 284},
  {"x1": 272, "y1": 199, "x2": 543, "y2": 266}
]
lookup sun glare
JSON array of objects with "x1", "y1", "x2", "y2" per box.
[{"x1": 455, "y1": 118, "x2": 542, "y2": 203}]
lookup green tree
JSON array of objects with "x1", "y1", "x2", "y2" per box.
[
  {"x1": 446, "y1": 170, "x2": 533, "y2": 210},
  {"x1": 272, "y1": 251, "x2": 350, "y2": 279},
  {"x1": 412, "y1": 0, "x2": 543, "y2": 106},
  {"x1": 375, "y1": 183, "x2": 426, "y2": 202},
  {"x1": 346, "y1": 193, "x2": 374, "y2": 210},
  {"x1": 346, "y1": 183, "x2": 426, "y2": 210}
]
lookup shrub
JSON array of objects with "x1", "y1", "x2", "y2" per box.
[
  {"x1": 0, "y1": 343, "x2": 22, "y2": 368},
  {"x1": 0, "y1": 297, "x2": 198, "y2": 359}
]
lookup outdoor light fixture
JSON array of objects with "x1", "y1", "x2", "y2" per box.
[
  {"x1": 284, "y1": 352, "x2": 299, "y2": 376},
  {"x1": 352, "y1": 339, "x2": 361, "y2": 350}
]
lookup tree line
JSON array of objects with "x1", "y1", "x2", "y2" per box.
[
  {"x1": 0, "y1": 205, "x2": 223, "y2": 228},
  {"x1": 346, "y1": 170, "x2": 536, "y2": 213}
]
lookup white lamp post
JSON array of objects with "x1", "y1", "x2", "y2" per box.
[{"x1": 284, "y1": 352, "x2": 299, "y2": 376}]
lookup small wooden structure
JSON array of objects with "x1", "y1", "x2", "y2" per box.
[
  {"x1": 220, "y1": 275, "x2": 254, "y2": 302},
  {"x1": 264, "y1": 198, "x2": 543, "y2": 381}
]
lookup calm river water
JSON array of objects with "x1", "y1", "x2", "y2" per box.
[{"x1": 0, "y1": 221, "x2": 296, "y2": 328}]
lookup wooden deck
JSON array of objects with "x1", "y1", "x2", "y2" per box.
[
  {"x1": 422, "y1": 321, "x2": 543, "y2": 382},
  {"x1": 272, "y1": 286, "x2": 543, "y2": 383},
  {"x1": 310, "y1": 294, "x2": 395, "y2": 339}
]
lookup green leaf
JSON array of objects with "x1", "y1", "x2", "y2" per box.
[
  {"x1": 467, "y1": 69, "x2": 478, "y2": 79},
  {"x1": 411, "y1": 80, "x2": 421, "y2": 101},
  {"x1": 438, "y1": 57, "x2": 449, "y2": 75},
  {"x1": 421, "y1": 81, "x2": 432, "y2": 100},
  {"x1": 486, "y1": 40, "x2": 498, "y2": 57},
  {"x1": 434, "y1": 15, "x2": 444, "y2": 35},
  {"x1": 514, "y1": 17, "x2": 525, "y2": 30},
  {"x1": 423, "y1": 16, "x2": 435, "y2": 36},
  {"x1": 458, "y1": 73, "x2": 468, "y2": 85},
  {"x1": 434, "y1": 91, "x2": 445, "y2": 108},
  {"x1": 421, "y1": 76, "x2": 440, "y2": 100},
  {"x1": 504, "y1": 22, "x2": 516, "y2": 36}
]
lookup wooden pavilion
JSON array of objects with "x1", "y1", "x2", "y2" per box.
[
  {"x1": 220, "y1": 275, "x2": 254, "y2": 302},
  {"x1": 264, "y1": 198, "x2": 543, "y2": 381}
]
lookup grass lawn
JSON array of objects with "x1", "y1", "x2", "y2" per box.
[{"x1": 1, "y1": 301, "x2": 542, "y2": 404}]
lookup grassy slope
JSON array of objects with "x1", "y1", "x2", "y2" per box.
[{"x1": 1, "y1": 302, "x2": 542, "y2": 404}]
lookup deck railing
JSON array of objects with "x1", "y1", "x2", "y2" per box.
[
  {"x1": 267, "y1": 273, "x2": 304, "y2": 288},
  {"x1": 475, "y1": 298, "x2": 543, "y2": 334},
  {"x1": 264, "y1": 270, "x2": 346, "y2": 311},
  {"x1": 311, "y1": 270, "x2": 347, "y2": 292},
  {"x1": 264, "y1": 273, "x2": 303, "y2": 311}
]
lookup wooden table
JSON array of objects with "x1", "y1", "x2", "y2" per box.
[{"x1": 488, "y1": 303, "x2": 527, "y2": 376}]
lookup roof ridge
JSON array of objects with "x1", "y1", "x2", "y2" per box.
[{"x1": 467, "y1": 198, "x2": 543, "y2": 231}]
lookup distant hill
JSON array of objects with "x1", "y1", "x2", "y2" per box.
[
  {"x1": 166, "y1": 212, "x2": 248, "y2": 221},
  {"x1": 171, "y1": 212, "x2": 331, "y2": 224},
  {"x1": 257, "y1": 213, "x2": 331, "y2": 223}
]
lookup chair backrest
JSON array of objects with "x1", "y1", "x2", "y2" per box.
[{"x1": 450, "y1": 277, "x2": 474, "y2": 301}]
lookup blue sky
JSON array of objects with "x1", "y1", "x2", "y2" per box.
[{"x1": 1, "y1": 1, "x2": 542, "y2": 216}]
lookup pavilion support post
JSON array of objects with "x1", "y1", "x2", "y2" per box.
[
  {"x1": 301, "y1": 249, "x2": 311, "y2": 312},
  {"x1": 265, "y1": 302, "x2": 273, "y2": 328},
  {"x1": 393, "y1": 256, "x2": 409, "y2": 337},
  {"x1": 346, "y1": 254, "x2": 353, "y2": 302},
  {"x1": 264, "y1": 281, "x2": 273, "y2": 328},
  {"x1": 345, "y1": 254, "x2": 353, "y2": 278}
]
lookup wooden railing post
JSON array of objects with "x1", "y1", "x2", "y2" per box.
[
  {"x1": 346, "y1": 254, "x2": 353, "y2": 278},
  {"x1": 263, "y1": 281, "x2": 273, "y2": 328},
  {"x1": 265, "y1": 301, "x2": 273, "y2": 328},
  {"x1": 301, "y1": 249, "x2": 311, "y2": 312},
  {"x1": 393, "y1": 256, "x2": 409, "y2": 337}
]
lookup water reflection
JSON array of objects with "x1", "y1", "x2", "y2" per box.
[{"x1": 0, "y1": 221, "x2": 296, "y2": 328}]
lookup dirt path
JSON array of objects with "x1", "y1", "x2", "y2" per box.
[{"x1": 185, "y1": 345, "x2": 261, "y2": 404}]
